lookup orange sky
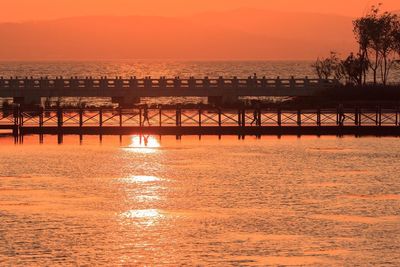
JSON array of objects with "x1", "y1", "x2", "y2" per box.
[
  {"x1": 2, "y1": 0, "x2": 400, "y2": 22},
  {"x1": 0, "y1": 0, "x2": 399, "y2": 60}
]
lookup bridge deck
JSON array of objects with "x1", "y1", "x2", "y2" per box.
[
  {"x1": 0, "y1": 125, "x2": 15, "y2": 130},
  {"x1": 18, "y1": 126, "x2": 400, "y2": 136},
  {"x1": 0, "y1": 77, "x2": 337, "y2": 98},
  {"x1": 1, "y1": 107, "x2": 399, "y2": 136}
]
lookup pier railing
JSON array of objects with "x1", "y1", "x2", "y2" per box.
[{"x1": 1, "y1": 107, "x2": 399, "y2": 129}]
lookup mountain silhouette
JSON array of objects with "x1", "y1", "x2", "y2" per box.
[{"x1": 0, "y1": 9, "x2": 357, "y2": 60}]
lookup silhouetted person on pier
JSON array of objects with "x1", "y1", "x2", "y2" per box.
[
  {"x1": 142, "y1": 105, "x2": 150, "y2": 126},
  {"x1": 250, "y1": 102, "x2": 261, "y2": 126},
  {"x1": 232, "y1": 76, "x2": 238, "y2": 88},
  {"x1": 203, "y1": 76, "x2": 210, "y2": 88},
  {"x1": 159, "y1": 76, "x2": 166, "y2": 88},
  {"x1": 253, "y1": 73, "x2": 258, "y2": 88},
  {"x1": 174, "y1": 76, "x2": 181, "y2": 88},
  {"x1": 338, "y1": 104, "x2": 346, "y2": 126},
  {"x1": 189, "y1": 76, "x2": 196, "y2": 88}
]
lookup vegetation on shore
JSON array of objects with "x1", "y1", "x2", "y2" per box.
[{"x1": 313, "y1": 4, "x2": 400, "y2": 86}]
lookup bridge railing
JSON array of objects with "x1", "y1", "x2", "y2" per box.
[
  {"x1": 0, "y1": 77, "x2": 337, "y2": 90},
  {"x1": 1, "y1": 107, "x2": 399, "y2": 128}
]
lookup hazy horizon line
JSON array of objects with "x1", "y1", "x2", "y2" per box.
[
  {"x1": 0, "y1": 7, "x2": 359, "y2": 24},
  {"x1": 0, "y1": 58, "x2": 317, "y2": 62}
]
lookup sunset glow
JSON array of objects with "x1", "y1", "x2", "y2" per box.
[
  {"x1": 0, "y1": 0, "x2": 399, "y2": 60},
  {"x1": 1, "y1": 0, "x2": 400, "y2": 265},
  {"x1": 2, "y1": 0, "x2": 400, "y2": 22}
]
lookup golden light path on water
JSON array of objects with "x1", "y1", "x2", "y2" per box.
[
  {"x1": 120, "y1": 209, "x2": 165, "y2": 227},
  {"x1": 120, "y1": 175, "x2": 162, "y2": 183},
  {"x1": 119, "y1": 136, "x2": 164, "y2": 227},
  {"x1": 117, "y1": 174, "x2": 164, "y2": 224}
]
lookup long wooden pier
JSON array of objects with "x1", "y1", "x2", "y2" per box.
[
  {"x1": 0, "y1": 76, "x2": 337, "y2": 105},
  {"x1": 1, "y1": 106, "x2": 399, "y2": 136}
]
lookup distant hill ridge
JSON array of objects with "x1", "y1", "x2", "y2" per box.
[{"x1": 0, "y1": 9, "x2": 357, "y2": 60}]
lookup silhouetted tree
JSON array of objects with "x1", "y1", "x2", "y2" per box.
[
  {"x1": 312, "y1": 52, "x2": 343, "y2": 80},
  {"x1": 353, "y1": 5, "x2": 381, "y2": 84},
  {"x1": 393, "y1": 18, "x2": 400, "y2": 68},
  {"x1": 353, "y1": 13, "x2": 371, "y2": 84},
  {"x1": 353, "y1": 5, "x2": 398, "y2": 85},
  {"x1": 377, "y1": 11, "x2": 398, "y2": 85},
  {"x1": 340, "y1": 53, "x2": 369, "y2": 86}
]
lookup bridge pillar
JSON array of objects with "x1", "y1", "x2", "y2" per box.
[
  {"x1": 112, "y1": 96, "x2": 140, "y2": 108},
  {"x1": 208, "y1": 96, "x2": 239, "y2": 106}
]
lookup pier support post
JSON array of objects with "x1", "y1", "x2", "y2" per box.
[
  {"x1": 396, "y1": 106, "x2": 399, "y2": 126},
  {"x1": 119, "y1": 108, "x2": 123, "y2": 127},
  {"x1": 19, "y1": 107, "x2": 24, "y2": 127},
  {"x1": 79, "y1": 108, "x2": 83, "y2": 127},
  {"x1": 57, "y1": 107, "x2": 63, "y2": 128},
  {"x1": 13, "y1": 105, "x2": 20, "y2": 136},
  {"x1": 13, "y1": 105, "x2": 18, "y2": 127},
  {"x1": 297, "y1": 110, "x2": 301, "y2": 126},
  {"x1": 359, "y1": 108, "x2": 363, "y2": 126},
  {"x1": 317, "y1": 109, "x2": 321, "y2": 126},
  {"x1": 179, "y1": 108, "x2": 182, "y2": 127},
  {"x1": 99, "y1": 108, "x2": 103, "y2": 127},
  {"x1": 277, "y1": 108, "x2": 282, "y2": 127},
  {"x1": 176, "y1": 107, "x2": 182, "y2": 127},
  {"x1": 199, "y1": 109, "x2": 202, "y2": 127},
  {"x1": 159, "y1": 107, "x2": 162, "y2": 127},
  {"x1": 39, "y1": 106, "x2": 44, "y2": 128},
  {"x1": 378, "y1": 106, "x2": 382, "y2": 126},
  {"x1": 355, "y1": 107, "x2": 359, "y2": 126},
  {"x1": 242, "y1": 109, "x2": 246, "y2": 127},
  {"x1": 218, "y1": 109, "x2": 222, "y2": 127},
  {"x1": 176, "y1": 108, "x2": 178, "y2": 127},
  {"x1": 175, "y1": 107, "x2": 182, "y2": 127}
]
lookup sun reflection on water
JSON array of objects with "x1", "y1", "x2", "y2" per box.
[
  {"x1": 123, "y1": 135, "x2": 161, "y2": 154},
  {"x1": 122, "y1": 209, "x2": 161, "y2": 219},
  {"x1": 120, "y1": 209, "x2": 164, "y2": 226},
  {"x1": 118, "y1": 175, "x2": 162, "y2": 184}
]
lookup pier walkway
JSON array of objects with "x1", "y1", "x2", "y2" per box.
[{"x1": 1, "y1": 106, "x2": 399, "y2": 136}]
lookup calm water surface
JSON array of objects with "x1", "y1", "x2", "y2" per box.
[
  {"x1": 0, "y1": 135, "x2": 399, "y2": 266},
  {"x1": 0, "y1": 61, "x2": 316, "y2": 78}
]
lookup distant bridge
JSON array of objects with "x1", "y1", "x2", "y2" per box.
[{"x1": 0, "y1": 76, "x2": 338, "y2": 105}]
